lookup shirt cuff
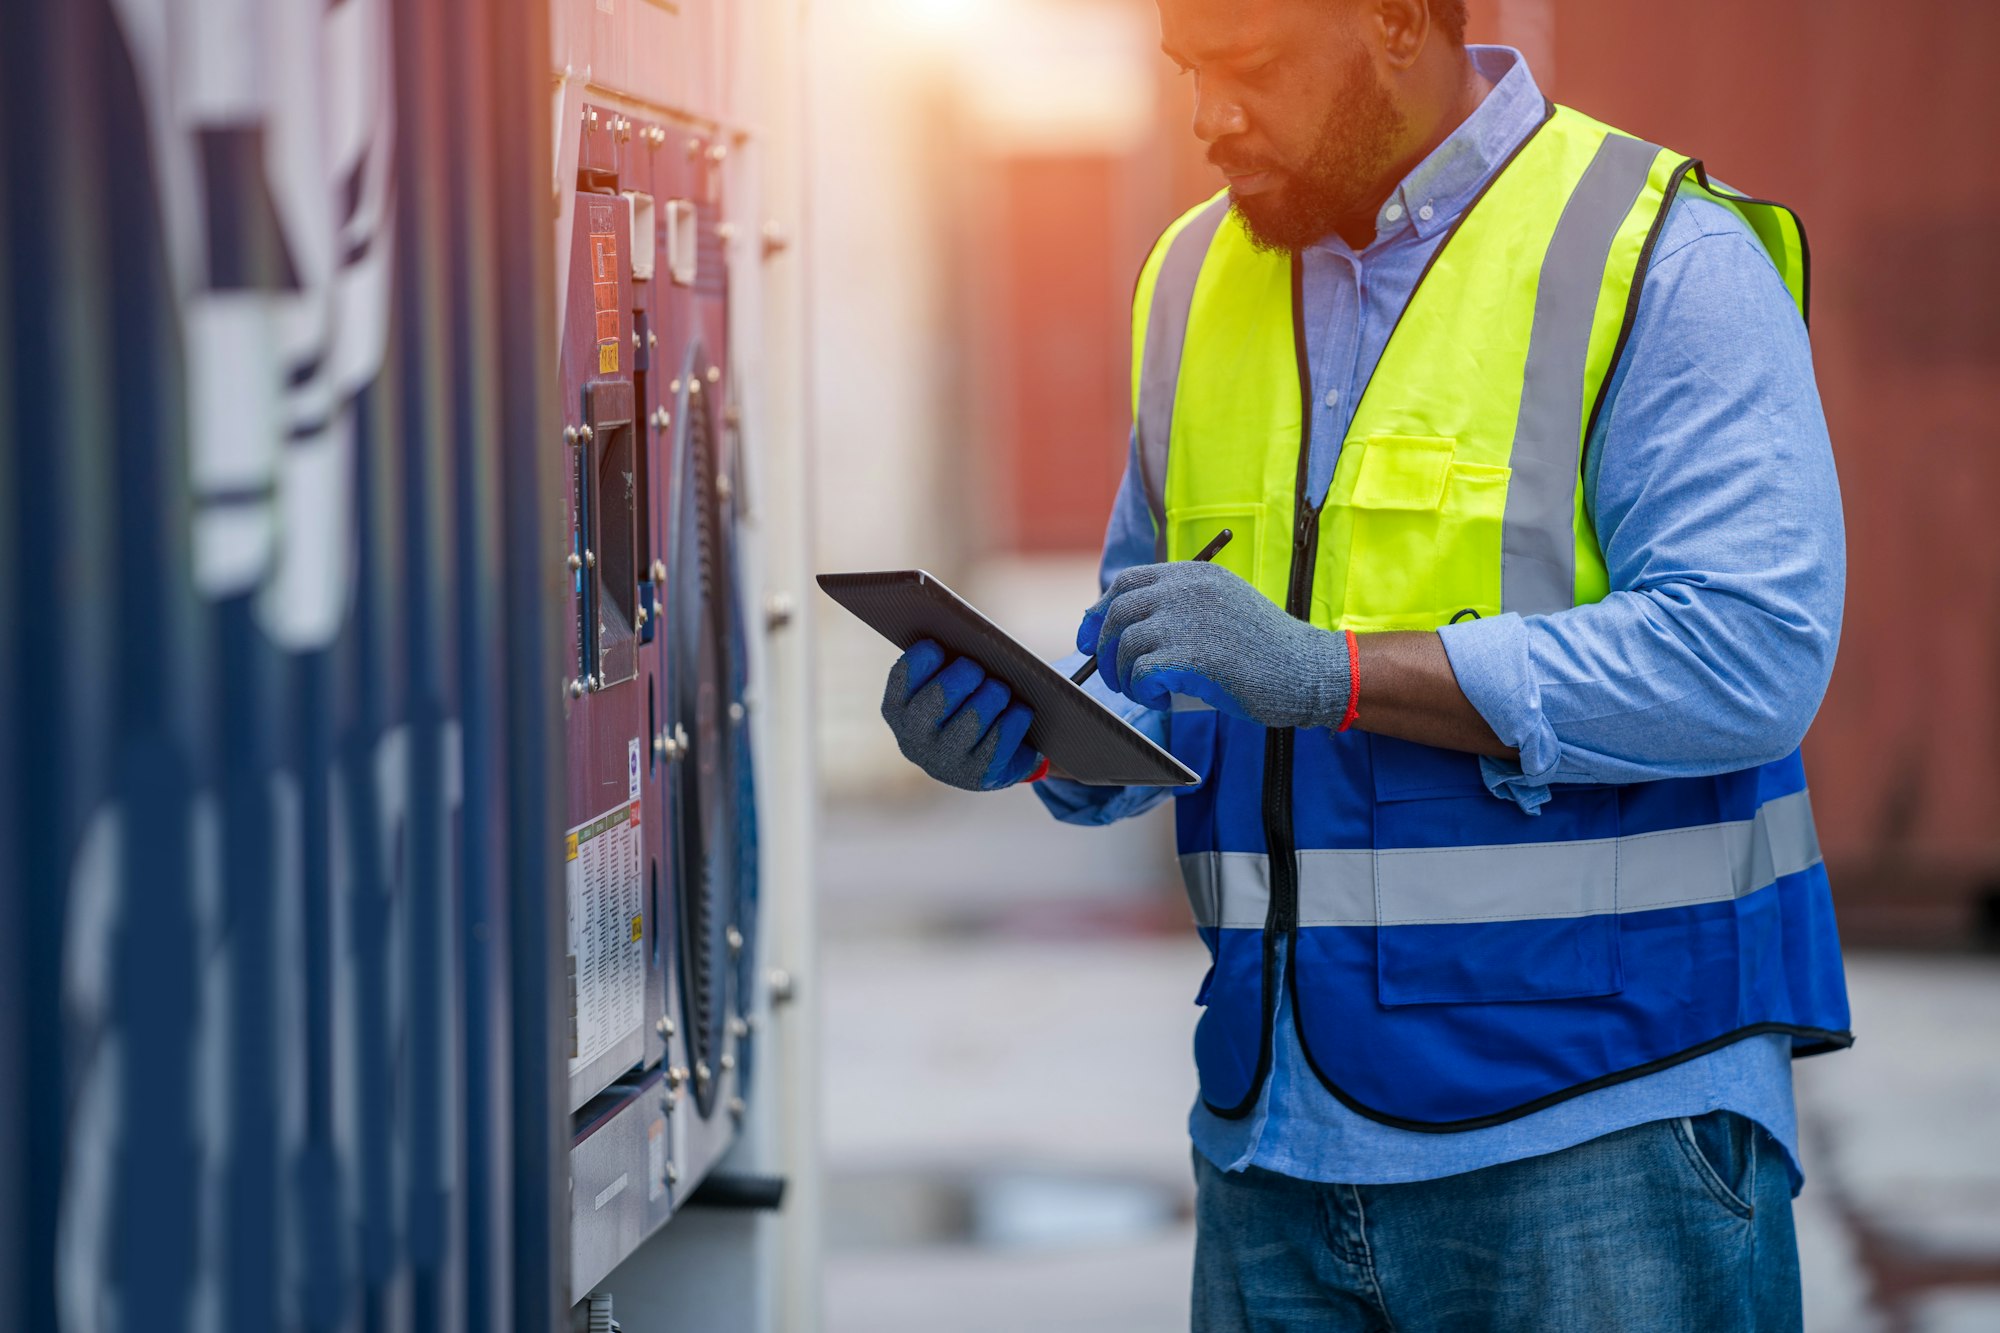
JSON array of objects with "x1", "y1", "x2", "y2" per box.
[{"x1": 1437, "y1": 613, "x2": 1561, "y2": 814}]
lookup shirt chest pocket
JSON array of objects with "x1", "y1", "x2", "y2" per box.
[{"x1": 1327, "y1": 434, "x2": 1510, "y2": 631}]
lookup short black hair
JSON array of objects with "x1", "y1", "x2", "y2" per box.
[{"x1": 1430, "y1": 0, "x2": 1468, "y2": 46}]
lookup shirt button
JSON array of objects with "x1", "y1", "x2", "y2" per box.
[
  {"x1": 1323, "y1": 389, "x2": 1340, "y2": 409},
  {"x1": 1418, "y1": 203, "x2": 1435, "y2": 221},
  {"x1": 1384, "y1": 202, "x2": 1404, "y2": 222}
]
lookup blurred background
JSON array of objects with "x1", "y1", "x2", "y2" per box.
[{"x1": 806, "y1": 2, "x2": 2000, "y2": 1330}]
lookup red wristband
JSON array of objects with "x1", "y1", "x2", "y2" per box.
[
  {"x1": 1026, "y1": 756, "x2": 1052, "y2": 783},
  {"x1": 1335, "y1": 629, "x2": 1361, "y2": 733}
]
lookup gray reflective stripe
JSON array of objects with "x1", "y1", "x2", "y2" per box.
[
  {"x1": 1180, "y1": 850, "x2": 1270, "y2": 930},
  {"x1": 1179, "y1": 789, "x2": 1821, "y2": 929},
  {"x1": 1501, "y1": 133, "x2": 1660, "y2": 616},
  {"x1": 1136, "y1": 197, "x2": 1232, "y2": 561}
]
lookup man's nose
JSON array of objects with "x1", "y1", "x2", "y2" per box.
[{"x1": 1191, "y1": 77, "x2": 1247, "y2": 145}]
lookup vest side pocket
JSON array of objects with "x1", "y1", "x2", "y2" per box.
[{"x1": 1367, "y1": 735, "x2": 1625, "y2": 1006}]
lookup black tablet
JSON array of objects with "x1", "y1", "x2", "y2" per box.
[{"x1": 817, "y1": 569, "x2": 1199, "y2": 788}]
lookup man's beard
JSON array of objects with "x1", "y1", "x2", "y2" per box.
[{"x1": 1225, "y1": 54, "x2": 1406, "y2": 254}]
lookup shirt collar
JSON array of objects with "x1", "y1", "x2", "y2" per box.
[{"x1": 1333, "y1": 45, "x2": 1546, "y2": 253}]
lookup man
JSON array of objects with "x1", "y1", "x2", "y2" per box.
[{"x1": 879, "y1": 0, "x2": 1850, "y2": 1327}]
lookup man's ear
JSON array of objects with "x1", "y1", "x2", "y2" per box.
[{"x1": 1369, "y1": 0, "x2": 1432, "y2": 70}]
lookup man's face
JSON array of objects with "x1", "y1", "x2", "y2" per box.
[{"x1": 1160, "y1": 0, "x2": 1408, "y2": 252}]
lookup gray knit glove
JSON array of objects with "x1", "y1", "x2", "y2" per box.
[
  {"x1": 881, "y1": 639, "x2": 1043, "y2": 791},
  {"x1": 1077, "y1": 562, "x2": 1353, "y2": 729}
]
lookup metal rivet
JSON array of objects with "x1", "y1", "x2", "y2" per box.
[
  {"x1": 705, "y1": 366, "x2": 721, "y2": 384},
  {"x1": 728, "y1": 1016, "x2": 748, "y2": 1039},
  {"x1": 729, "y1": 701, "x2": 745, "y2": 725},
  {"x1": 726, "y1": 925, "x2": 743, "y2": 955},
  {"x1": 578, "y1": 425, "x2": 594, "y2": 442},
  {"x1": 669, "y1": 378, "x2": 682, "y2": 393},
  {"x1": 715, "y1": 221, "x2": 738, "y2": 243},
  {"x1": 708, "y1": 143, "x2": 728, "y2": 163},
  {"x1": 652, "y1": 558, "x2": 667, "y2": 583},
  {"x1": 647, "y1": 329, "x2": 658, "y2": 348},
  {"x1": 765, "y1": 592, "x2": 794, "y2": 632},
  {"x1": 584, "y1": 549, "x2": 596, "y2": 568},
  {"x1": 655, "y1": 1015, "x2": 672, "y2": 1036},
  {"x1": 567, "y1": 679, "x2": 586, "y2": 699},
  {"x1": 567, "y1": 553, "x2": 582, "y2": 572},
  {"x1": 564, "y1": 425, "x2": 579, "y2": 444},
  {"x1": 585, "y1": 674, "x2": 599, "y2": 691},
  {"x1": 720, "y1": 1052, "x2": 735, "y2": 1072},
  {"x1": 695, "y1": 1062, "x2": 711, "y2": 1085},
  {"x1": 666, "y1": 1163, "x2": 679, "y2": 1184},
  {"x1": 768, "y1": 968, "x2": 796, "y2": 1005},
  {"x1": 728, "y1": 1097, "x2": 745, "y2": 1119},
  {"x1": 667, "y1": 1065, "x2": 686, "y2": 1088},
  {"x1": 689, "y1": 379, "x2": 702, "y2": 396}
]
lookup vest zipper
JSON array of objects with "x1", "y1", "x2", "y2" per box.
[{"x1": 1264, "y1": 255, "x2": 1320, "y2": 942}]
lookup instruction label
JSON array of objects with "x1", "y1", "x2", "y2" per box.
[{"x1": 566, "y1": 798, "x2": 646, "y2": 1074}]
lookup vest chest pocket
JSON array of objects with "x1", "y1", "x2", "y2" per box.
[
  {"x1": 1329, "y1": 435, "x2": 1509, "y2": 631},
  {"x1": 1368, "y1": 736, "x2": 1624, "y2": 1006}
]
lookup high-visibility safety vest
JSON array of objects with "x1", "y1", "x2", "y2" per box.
[{"x1": 1132, "y1": 103, "x2": 1852, "y2": 1130}]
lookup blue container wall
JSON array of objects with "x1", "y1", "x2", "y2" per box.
[{"x1": 2, "y1": 1, "x2": 569, "y2": 1329}]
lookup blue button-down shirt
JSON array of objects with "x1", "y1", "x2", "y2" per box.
[{"x1": 1036, "y1": 46, "x2": 1842, "y2": 1189}]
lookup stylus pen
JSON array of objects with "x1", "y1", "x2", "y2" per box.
[{"x1": 1070, "y1": 527, "x2": 1234, "y2": 686}]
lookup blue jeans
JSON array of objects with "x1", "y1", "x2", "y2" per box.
[{"x1": 1192, "y1": 1112, "x2": 1801, "y2": 1332}]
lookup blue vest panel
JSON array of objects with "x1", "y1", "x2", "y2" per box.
[{"x1": 1171, "y1": 712, "x2": 1852, "y2": 1128}]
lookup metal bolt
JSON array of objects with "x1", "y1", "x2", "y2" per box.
[
  {"x1": 585, "y1": 674, "x2": 599, "y2": 691},
  {"x1": 568, "y1": 678, "x2": 586, "y2": 699},
  {"x1": 584, "y1": 549, "x2": 596, "y2": 568},
  {"x1": 669, "y1": 378, "x2": 682, "y2": 394},
  {"x1": 726, "y1": 925, "x2": 744, "y2": 955},
  {"x1": 715, "y1": 221, "x2": 738, "y2": 243},
  {"x1": 567, "y1": 552, "x2": 582, "y2": 572},
  {"x1": 695, "y1": 1061, "x2": 711, "y2": 1085},
  {"x1": 765, "y1": 592, "x2": 794, "y2": 632},
  {"x1": 729, "y1": 1097, "x2": 745, "y2": 1119},
  {"x1": 666, "y1": 1163, "x2": 679, "y2": 1184},
  {"x1": 707, "y1": 143, "x2": 729, "y2": 163},
  {"x1": 635, "y1": 604, "x2": 647, "y2": 627},
  {"x1": 652, "y1": 558, "x2": 667, "y2": 583},
  {"x1": 689, "y1": 378, "x2": 702, "y2": 396},
  {"x1": 578, "y1": 425, "x2": 594, "y2": 442},
  {"x1": 564, "y1": 425, "x2": 579, "y2": 444},
  {"x1": 655, "y1": 1015, "x2": 674, "y2": 1036},
  {"x1": 648, "y1": 329, "x2": 658, "y2": 349},
  {"x1": 705, "y1": 366, "x2": 721, "y2": 384},
  {"x1": 720, "y1": 1052, "x2": 735, "y2": 1072},
  {"x1": 768, "y1": 968, "x2": 796, "y2": 1006},
  {"x1": 729, "y1": 701, "x2": 745, "y2": 725},
  {"x1": 728, "y1": 1016, "x2": 748, "y2": 1039},
  {"x1": 632, "y1": 329, "x2": 641, "y2": 348}
]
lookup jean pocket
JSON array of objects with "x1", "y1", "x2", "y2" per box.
[
  {"x1": 1672, "y1": 1112, "x2": 1757, "y2": 1220},
  {"x1": 1369, "y1": 735, "x2": 1624, "y2": 1006}
]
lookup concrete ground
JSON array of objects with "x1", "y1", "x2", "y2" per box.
[{"x1": 818, "y1": 787, "x2": 2000, "y2": 1332}]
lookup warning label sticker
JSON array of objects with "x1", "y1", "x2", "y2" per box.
[
  {"x1": 590, "y1": 203, "x2": 622, "y2": 376},
  {"x1": 567, "y1": 798, "x2": 646, "y2": 1074}
]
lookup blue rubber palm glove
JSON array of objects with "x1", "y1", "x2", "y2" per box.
[
  {"x1": 880, "y1": 639, "x2": 1043, "y2": 790},
  {"x1": 1077, "y1": 562, "x2": 1353, "y2": 728}
]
